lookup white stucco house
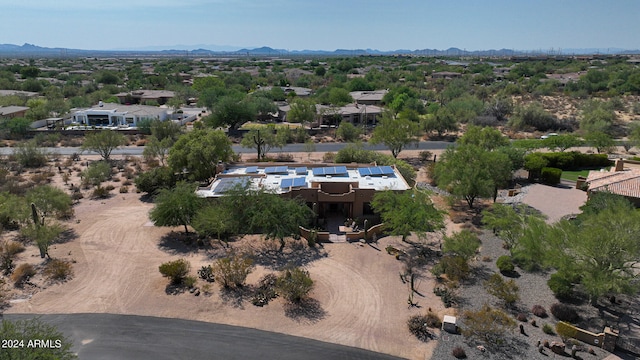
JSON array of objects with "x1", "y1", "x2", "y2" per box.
[{"x1": 70, "y1": 102, "x2": 169, "y2": 127}]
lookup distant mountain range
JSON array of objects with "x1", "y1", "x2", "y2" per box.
[{"x1": 0, "y1": 43, "x2": 638, "y2": 57}]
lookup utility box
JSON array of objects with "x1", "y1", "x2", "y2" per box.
[{"x1": 442, "y1": 315, "x2": 457, "y2": 333}]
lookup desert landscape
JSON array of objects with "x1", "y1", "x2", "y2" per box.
[{"x1": 3, "y1": 151, "x2": 454, "y2": 360}]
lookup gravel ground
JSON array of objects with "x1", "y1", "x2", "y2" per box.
[{"x1": 429, "y1": 230, "x2": 626, "y2": 360}]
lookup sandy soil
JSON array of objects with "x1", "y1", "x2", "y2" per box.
[{"x1": 5, "y1": 154, "x2": 451, "y2": 360}]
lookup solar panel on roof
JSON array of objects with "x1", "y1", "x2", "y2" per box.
[
  {"x1": 380, "y1": 166, "x2": 394, "y2": 175},
  {"x1": 295, "y1": 167, "x2": 307, "y2": 175},
  {"x1": 245, "y1": 166, "x2": 258, "y2": 174},
  {"x1": 358, "y1": 168, "x2": 371, "y2": 176},
  {"x1": 214, "y1": 177, "x2": 247, "y2": 193},
  {"x1": 280, "y1": 177, "x2": 307, "y2": 189},
  {"x1": 312, "y1": 167, "x2": 325, "y2": 176},
  {"x1": 334, "y1": 166, "x2": 348, "y2": 175},
  {"x1": 264, "y1": 166, "x2": 289, "y2": 174},
  {"x1": 370, "y1": 167, "x2": 382, "y2": 176}
]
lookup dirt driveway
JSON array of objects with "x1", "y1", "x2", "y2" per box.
[{"x1": 7, "y1": 191, "x2": 446, "y2": 360}]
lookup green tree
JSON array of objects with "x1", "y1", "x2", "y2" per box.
[
  {"x1": 0, "y1": 117, "x2": 31, "y2": 139},
  {"x1": 335, "y1": 121, "x2": 361, "y2": 142},
  {"x1": 26, "y1": 185, "x2": 73, "y2": 220},
  {"x1": 287, "y1": 98, "x2": 316, "y2": 124},
  {"x1": 370, "y1": 112, "x2": 421, "y2": 158},
  {"x1": 327, "y1": 87, "x2": 353, "y2": 106},
  {"x1": 585, "y1": 131, "x2": 615, "y2": 154},
  {"x1": 458, "y1": 125, "x2": 509, "y2": 150},
  {"x1": 13, "y1": 140, "x2": 48, "y2": 168},
  {"x1": 0, "y1": 318, "x2": 77, "y2": 359},
  {"x1": 134, "y1": 166, "x2": 177, "y2": 195},
  {"x1": 371, "y1": 189, "x2": 444, "y2": 242},
  {"x1": 81, "y1": 130, "x2": 126, "y2": 161},
  {"x1": 442, "y1": 230, "x2": 480, "y2": 261},
  {"x1": 482, "y1": 203, "x2": 544, "y2": 250},
  {"x1": 81, "y1": 161, "x2": 112, "y2": 187},
  {"x1": 149, "y1": 182, "x2": 203, "y2": 234},
  {"x1": 159, "y1": 258, "x2": 191, "y2": 285},
  {"x1": 421, "y1": 107, "x2": 457, "y2": 137},
  {"x1": 168, "y1": 129, "x2": 234, "y2": 181},
  {"x1": 143, "y1": 136, "x2": 173, "y2": 166},
  {"x1": 192, "y1": 203, "x2": 235, "y2": 242},
  {"x1": 206, "y1": 95, "x2": 256, "y2": 129},
  {"x1": 434, "y1": 145, "x2": 511, "y2": 208},
  {"x1": 542, "y1": 134, "x2": 583, "y2": 152},
  {"x1": 276, "y1": 267, "x2": 314, "y2": 303}
]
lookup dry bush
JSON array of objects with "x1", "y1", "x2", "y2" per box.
[
  {"x1": 452, "y1": 346, "x2": 467, "y2": 359},
  {"x1": 135, "y1": 139, "x2": 148, "y2": 146},
  {"x1": 531, "y1": 304, "x2": 548, "y2": 318},
  {"x1": 43, "y1": 259, "x2": 73, "y2": 282},
  {"x1": 516, "y1": 313, "x2": 528, "y2": 322},
  {"x1": 550, "y1": 303, "x2": 579, "y2": 323},
  {"x1": 11, "y1": 263, "x2": 36, "y2": 286},
  {"x1": 407, "y1": 314, "x2": 436, "y2": 342},
  {"x1": 119, "y1": 186, "x2": 129, "y2": 193}
]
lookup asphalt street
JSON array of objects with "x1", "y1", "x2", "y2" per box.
[
  {"x1": 0, "y1": 140, "x2": 453, "y2": 156},
  {"x1": 3, "y1": 313, "x2": 404, "y2": 360}
]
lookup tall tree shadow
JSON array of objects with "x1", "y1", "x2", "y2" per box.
[
  {"x1": 283, "y1": 298, "x2": 326, "y2": 324},
  {"x1": 244, "y1": 239, "x2": 328, "y2": 270}
]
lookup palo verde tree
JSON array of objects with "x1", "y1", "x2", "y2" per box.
[
  {"x1": 370, "y1": 111, "x2": 421, "y2": 158},
  {"x1": 0, "y1": 318, "x2": 77, "y2": 360},
  {"x1": 149, "y1": 181, "x2": 203, "y2": 234},
  {"x1": 371, "y1": 188, "x2": 444, "y2": 242},
  {"x1": 81, "y1": 130, "x2": 127, "y2": 161},
  {"x1": 168, "y1": 129, "x2": 234, "y2": 182}
]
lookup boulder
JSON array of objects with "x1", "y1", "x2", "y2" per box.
[{"x1": 550, "y1": 341, "x2": 565, "y2": 355}]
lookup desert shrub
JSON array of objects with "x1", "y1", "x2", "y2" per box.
[
  {"x1": 252, "y1": 273, "x2": 278, "y2": 306},
  {"x1": 542, "y1": 323, "x2": 555, "y2": 335},
  {"x1": 550, "y1": 303, "x2": 579, "y2": 323},
  {"x1": 462, "y1": 304, "x2": 516, "y2": 347},
  {"x1": 134, "y1": 166, "x2": 177, "y2": 195},
  {"x1": 104, "y1": 184, "x2": 115, "y2": 191},
  {"x1": 43, "y1": 259, "x2": 73, "y2": 282},
  {"x1": 197, "y1": 265, "x2": 215, "y2": 282},
  {"x1": 212, "y1": 253, "x2": 253, "y2": 289},
  {"x1": 91, "y1": 186, "x2": 111, "y2": 199},
  {"x1": 14, "y1": 140, "x2": 48, "y2": 168},
  {"x1": 516, "y1": 313, "x2": 528, "y2": 322},
  {"x1": 81, "y1": 161, "x2": 111, "y2": 186},
  {"x1": 10, "y1": 263, "x2": 36, "y2": 286},
  {"x1": 419, "y1": 150, "x2": 433, "y2": 162},
  {"x1": 119, "y1": 186, "x2": 129, "y2": 193},
  {"x1": 433, "y1": 286, "x2": 457, "y2": 308},
  {"x1": 322, "y1": 151, "x2": 335, "y2": 162},
  {"x1": 432, "y1": 255, "x2": 470, "y2": 282},
  {"x1": 407, "y1": 314, "x2": 436, "y2": 342},
  {"x1": 540, "y1": 167, "x2": 562, "y2": 185},
  {"x1": 276, "y1": 266, "x2": 314, "y2": 303},
  {"x1": 548, "y1": 273, "x2": 574, "y2": 299},
  {"x1": 484, "y1": 273, "x2": 520, "y2": 307},
  {"x1": 423, "y1": 311, "x2": 442, "y2": 328},
  {"x1": 496, "y1": 255, "x2": 515, "y2": 273},
  {"x1": 183, "y1": 275, "x2": 197, "y2": 289},
  {"x1": 452, "y1": 346, "x2": 467, "y2": 359},
  {"x1": 531, "y1": 305, "x2": 548, "y2": 318},
  {"x1": 158, "y1": 258, "x2": 191, "y2": 285},
  {"x1": 336, "y1": 121, "x2": 361, "y2": 142}
]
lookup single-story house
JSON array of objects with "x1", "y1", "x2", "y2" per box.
[
  {"x1": 585, "y1": 160, "x2": 640, "y2": 206},
  {"x1": 316, "y1": 104, "x2": 383, "y2": 126},
  {"x1": 196, "y1": 163, "x2": 411, "y2": 219},
  {"x1": 0, "y1": 106, "x2": 30, "y2": 119},
  {"x1": 70, "y1": 103, "x2": 169, "y2": 127},
  {"x1": 115, "y1": 90, "x2": 175, "y2": 105},
  {"x1": 349, "y1": 90, "x2": 389, "y2": 106}
]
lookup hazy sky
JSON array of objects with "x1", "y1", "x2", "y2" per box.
[{"x1": 3, "y1": 0, "x2": 639, "y2": 51}]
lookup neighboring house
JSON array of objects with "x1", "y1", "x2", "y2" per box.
[
  {"x1": 316, "y1": 103, "x2": 383, "y2": 126},
  {"x1": 0, "y1": 90, "x2": 39, "y2": 98},
  {"x1": 260, "y1": 86, "x2": 313, "y2": 97},
  {"x1": 70, "y1": 103, "x2": 169, "y2": 127},
  {"x1": 585, "y1": 160, "x2": 640, "y2": 206},
  {"x1": 0, "y1": 106, "x2": 29, "y2": 119},
  {"x1": 196, "y1": 163, "x2": 410, "y2": 219},
  {"x1": 431, "y1": 71, "x2": 463, "y2": 79},
  {"x1": 349, "y1": 90, "x2": 388, "y2": 106},
  {"x1": 114, "y1": 90, "x2": 175, "y2": 105}
]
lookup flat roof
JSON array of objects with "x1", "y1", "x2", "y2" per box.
[{"x1": 196, "y1": 164, "x2": 410, "y2": 198}]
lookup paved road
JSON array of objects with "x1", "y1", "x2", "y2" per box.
[
  {"x1": 3, "y1": 313, "x2": 403, "y2": 360},
  {"x1": 0, "y1": 141, "x2": 453, "y2": 156}
]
